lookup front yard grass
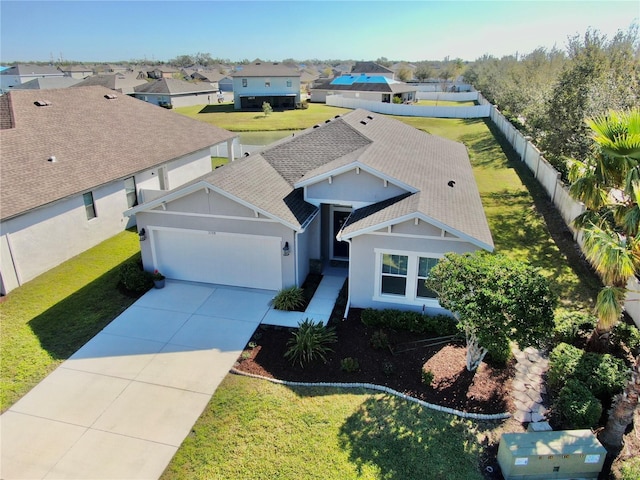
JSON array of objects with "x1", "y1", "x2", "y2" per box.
[
  {"x1": 175, "y1": 103, "x2": 351, "y2": 131},
  {"x1": 0, "y1": 229, "x2": 141, "y2": 411},
  {"x1": 161, "y1": 374, "x2": 490, "y2": 480}
]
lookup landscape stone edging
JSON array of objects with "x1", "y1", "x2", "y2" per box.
[{"x1": 229, "y1": 368, "x2": 511, "y2": 421}]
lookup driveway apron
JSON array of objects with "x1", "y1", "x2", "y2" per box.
[{"x1": 1, "y1": 281, "x2": 274, "y2": 479}]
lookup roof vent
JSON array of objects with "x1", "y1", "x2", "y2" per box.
[
  {"x1": 47, "y1": 155, "x2": 57, "y2": 163},
  {"x1": 34, "y1": 100, "x2": 52, "y2": 107},
  {"x1": 313, "y1": 124, "x2": 320, "y2": 128},
  {"x1": 325, "y1": 119, "x2": 331, "y2": 123},
  {"x1": 367, "y1": 115, "x2": 374, "y2": 120},
  {"x1": 104, "y1": 94, "x2": 117, "y2": 99},
  {"x1": 360, "y1": 120, "x2": 368, "y2": 125},
  {"x1": 244, "y1": 152, "x2": 250, "y2": 157},
  {"x1": 448, "y1": 180, "x2": 456, "y2": 188},
  {"x1": 334, "y1": 115, "x2": 341, "y2": 119}
]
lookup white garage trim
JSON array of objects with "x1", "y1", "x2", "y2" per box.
[{"x1": 149, "y1": 227, "x2": 283, "y2": 290}]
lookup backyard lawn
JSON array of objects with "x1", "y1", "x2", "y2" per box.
[
  {"x1": 175, "y1": 103, "x2": 351, "y2": 131},
  {"x1": 415, "y1": 99, "x2": 477, "y2": 107}
]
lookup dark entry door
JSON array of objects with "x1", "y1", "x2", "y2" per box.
[{"x1": 333, "y1": 210, "x2": 350, "y2": 259}]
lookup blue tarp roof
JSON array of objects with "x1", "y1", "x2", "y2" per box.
[{"x1": 330, "y1": 75, "x2": 397, "y2": 86}]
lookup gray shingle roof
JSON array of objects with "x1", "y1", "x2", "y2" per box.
[
  {"x1": 132, "y1": 109, "x2": 492, "y2": 247},
  {"x1": 133, "y1": 78, "x2": 218, "y2": 95},
  {"x1": 11, "y1": 77, "x2": 82, "y2": 90},
  {"x1": 1, "y1": 64, "x2": 63, "y2": 76},
  {"x1": 230, "y1": 63, "x2": 300, "y2": 78},
  {"x1": 0, "y1": 86, "x2": 237, "y2": 220},
  {"x1": 351, "y1": 62, "x2": 394, "y2": 74}
]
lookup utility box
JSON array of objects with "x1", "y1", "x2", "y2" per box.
[{"x1": 497, "y1": 429, "x2": 606, "y2": 479}]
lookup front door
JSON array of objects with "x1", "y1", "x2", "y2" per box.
[{"x1": 332, "y1": 209, "x2": 350, "y2": 259}]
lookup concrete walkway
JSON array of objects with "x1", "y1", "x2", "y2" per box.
[
  {"x1": 511, "y1": 346, "x2": 550, "y2": 424},
  {"x1": 1, "y1": 274, "x2": 345, "y2": 479}
]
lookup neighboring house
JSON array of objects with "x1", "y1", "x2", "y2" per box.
[
  {"x1": 349, "y1": 61, "x2": 395, "y2": 79},
  {"x1": 230, "y1": 62, "x2": 301, "y2": 110},
  {"x1": 72, "y1": 73, "x2": 147, "y2": 94},
  {"x1": 182, "y1": 69, "x2": 226, "y2": 90},
  {"x1": 147, "y1": 67, "x2": 178, "y2": 79},
  {"x1": 10, "y1": 77, "x2": 82, "y2": 90},
  {"x1": 0, "y1": 86, "x2": 237, "y2": 295},
  {"x1": 0, "y1": 64, "x2": 65, "y2": 93},
  {"x1": 58, "y1": 64, "x2": 94, "y2": 79},
  {"x1": 218, "y1": 75, "x2": 233, "y2": 92},
  {"x1": 106, "y1": 64, "x2": 129, "y2": 74},
  {"x1": 126, "y1": 109, "x2": 493, "y2": 314},
  {"x1": 132, "y1": 78, "x2": 218, "y2": 108},
  {"x1": 310, "y1": 75, "x2": 418, "y2": 103}
]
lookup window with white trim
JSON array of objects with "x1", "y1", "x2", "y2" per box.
[
  {"x1": 381, "y1": 254, "x2": 408, "y2": 295},
  {"x1": 416, "y1": 257, "x2": 438, "y2": 298},
  {"x1": 375, "y1": 250, "x2": 441, "y2": 305},
  {"x1": 242, "y1": 78, "x2": 247, "y2": 87},
  {"x1": 83, "y1": 192, "x2": 96, "y2": 220}
]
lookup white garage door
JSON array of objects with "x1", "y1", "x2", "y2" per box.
[{"x1": 152, "y1": 229, "x2": 283, "y2": 290}]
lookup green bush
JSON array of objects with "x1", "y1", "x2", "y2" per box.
[
  {"x1": 553, "y1": 311, "x2": 597, "y2": 345},
  {"x1": 620, "y1": 456, "x2": 640, "y2": 480},
  {"x1": 370, "y1": 329, "x2": 389, "y2": 350},
  {"x1": 421, "y1": 369, "x2": 434, "y2": 387},
  {"x1": 612, "y1": 322, "x2": 640, "y2": 355},
  {"x1": 554, "y1": 379, "x2": 602, "y2": 429},
  {"x1": 360, "y1": 308, "x2": 457, "y2": 335},
  {"x1": 548, "y1": 343, "x2": 628, "y2": 400},
  {"x1": 284, "y1": 319, "x2": 337, "y2": 367},
  {"x1": 486, "y1": 340, "x2": 512, "y2": 366},
  {"x1": 118, "y1": 261, "x2": 153, "y2": 293},
  {"x1": 273, "y1": 286, "x2": 305, "y2": 311},
  {"x1": 340, "y1": 357, "x2": 360, "y2": 372}
]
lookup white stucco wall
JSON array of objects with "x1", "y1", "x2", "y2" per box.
[
  {"x1": 305, "y1": 168, "x2": 408, "y2": 207},
  {"x1": 348, "y1": 225, "x2": 482, "y2": 313}
]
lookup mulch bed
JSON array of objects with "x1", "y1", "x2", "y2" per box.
[{"x1": 234, "y1": 307, "x2": 515, "y2": 415}]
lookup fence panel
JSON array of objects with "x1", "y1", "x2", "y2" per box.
[
  {"x1": 416, "y1": 91, "x2": 479, "y2": 102},
  {"x1": 326, "y1": 95, "x2": 490, "y2": 118}
]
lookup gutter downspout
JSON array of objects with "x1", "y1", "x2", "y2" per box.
[
  {"x1": 294, "y1": 230, "x2": 299, "y2": 287},
  {"x1": 343, "y1": 238, "x2": 352, "y2": 320}
]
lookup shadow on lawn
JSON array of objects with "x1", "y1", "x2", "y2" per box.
[
  {"x1": 28, "y1": 253, "x2": 144, "y2": 360},
  {"x1": 338, "y1": 395, "x2": 483, "y2": 479}
]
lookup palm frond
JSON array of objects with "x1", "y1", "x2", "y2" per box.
[
  {"x1": 582, "y1": 224, "x2": 636, "y2": 286},
  {"x1": 588, "y1": 109, "x2": 640, "y2": 160},
  {"x1": 569, "y1": 175, "x2": 608, "y2": 210},
  {"x1": 594, "y1": 286, "x2": 626, "y2": 333}
]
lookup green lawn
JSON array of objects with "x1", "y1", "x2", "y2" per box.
[
  {"x1": 0, "y1": 229, "x2": 142, "y2": 411},
  {"x1": 175, "y1": 103, "x2": 351, "y2": 131},
  {"x1": 161, "y1": 375, "x2": 488, "y2": 480}
]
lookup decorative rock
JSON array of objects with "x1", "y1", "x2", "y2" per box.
[
  {"x1": 513, "y1": 409, "x2": 532, "y2": 423},
  {"x1": 514, "y1": 391, "x2": 532, "y2": 404},
  {"x1": 526, "y1": 390, "x2": 543, "y2": 403},
  {"x1": 512, "y1": 380, "x2": 528, "y2": 392}
]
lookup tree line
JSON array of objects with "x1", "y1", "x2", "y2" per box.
[{"x1": 464, "y1": 25, "x2": 639, "y2": 178}]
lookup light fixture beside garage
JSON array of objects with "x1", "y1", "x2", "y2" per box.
[
  {"x1": 138, "y1": 228, "x2": 146, "y2": 241},
  {"x1": 283, "y1": 241, "x2": 290, "y2": 256}
]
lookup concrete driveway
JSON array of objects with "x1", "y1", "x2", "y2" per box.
[{"x1": 1, "y1": 281, "x2": 275, "y2": 479}]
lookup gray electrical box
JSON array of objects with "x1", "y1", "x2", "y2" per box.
[{"x1": 497, "y1": 429, "x2": 606, "y2": 479}]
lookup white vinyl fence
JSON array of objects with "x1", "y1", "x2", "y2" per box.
[
  {"x1": 416, "y1": 91, "x2": 479, "y2": 102},
  {"x1": 326, "y1": 95, "x2": 490, "y2": 118}
]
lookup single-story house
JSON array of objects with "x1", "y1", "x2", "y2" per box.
[
  {"x1": 132, "y1": 78, "x2": 219, "y2": 108},
  {"x1": 58, "y1": 64, "x2": 94, "y2": 79},
  {"x1": 126, "y1": 109, "x2": 493, "y2": 315},
  {"x1": 0, "y1": 64, "x2": 66, "y2": 93},
  {"x1": 0, "y1": 86, "x2": 237, "y2": 295},
  {"x1": 230, "y1": 62, "x2": 301, "y2": 110},
  {"x1": 147, "y1": 67, "x2": 179, "y2": 79},
  {"x1": 310, "y1": 75, "x2": 418, "y2": 103},
  {"x1": 72, "y1": 73, "x2": 147, "y2": 95},
  {"x1": 10, "y1": 76, "x2": 82, "y2": 90},
  {"x1": 349, "y1": 61, "x2": 395, "y2": 79}
]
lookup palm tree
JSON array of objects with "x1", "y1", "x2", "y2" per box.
[{"x1": 569, "y1": 108, "x2": 640, "y2": 344}]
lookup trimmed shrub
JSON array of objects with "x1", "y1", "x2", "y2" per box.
[
  {"x1": 370, "y1": 330, "x2": 389, "y2": 350},
  {"x1": 119, "y1": 261, "x2": 153, "y2": 293},
  {"x1": 612, "y1": 322, "x2": 640, "y2": 355},
  {"x1": 340, "y1": 357, "x2": 360, "y2": 372},
  {"x1": 360, "y1": 308, "x2": 457, "y2": 335},
  {"x1": 548, "y1": 342, "x2": 628, "y2": 400},
  {"x1": 620, "y1": 457, "x2": 640, "y2": 480},
  {"x1": 421, "y1": 369, "x2": 434, "y2": 387},
  {"x1": 486, "y1": 339, "x2": 512, "y2": 367},
  {"x1": 284, "y1": 319, "x2": 337, "y2": 367},
  {"x1": 554, "y1": 379, "x2": 602, "y2": 429},
  {"x1": 553, "y1": 311, "x2": 597, "y2": 346},
  {"x1": 273, "y1": 286, "x2": 305, "y2": 311}
]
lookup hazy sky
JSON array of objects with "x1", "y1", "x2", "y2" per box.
[{"x1": 1, "y1": 0, "x2": 638, "y2": 63}]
